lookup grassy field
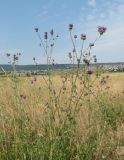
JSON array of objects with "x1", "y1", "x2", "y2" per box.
[{"x1": 0, "y1": 71, "x2": 124, "y2": 160}]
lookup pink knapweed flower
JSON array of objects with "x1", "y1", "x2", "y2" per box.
[
  {"x1": 86, "y1": 67, "x2": 93, "y2": 75},
  {"x1": 98, "y1": 26, "x2": 107, "y2": 35}
]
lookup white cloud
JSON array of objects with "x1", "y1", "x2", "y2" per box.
[
  {"x1": 87, "y1": 14, "x2": 95, "y2": 21},
  {"x1": 88, "y1": 0, "x2": 96, "y2": 6},
  {"x1": 77, "y1": 1, "x2": 124, "y2": 62}
]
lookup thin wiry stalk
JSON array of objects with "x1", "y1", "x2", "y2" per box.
[
  {"x1": 69, "y1": 30, "x2": 78, "y2": 60},
  {"x1": 80, "y1": 34, "x2": 101, "y2": 61},
  {"x1": 37, "y1": 32, "x2": 47, "y2": 56}
]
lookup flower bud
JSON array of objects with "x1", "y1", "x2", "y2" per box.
[
  {"x1": 50, "y1": 29, "x2": 54, "y2": 36},
  {"x1": 83, "y1": 58, "x2": 90, "y2": 65},
  {"x1": 74, "y1": 35, "x2": 77, "y2": 39},
  {"x1": 69, "y1": 24, "x2": 73, "y2": 30},
  {"x1": 6, "y1": 53, "x2": 10, "y2": 57},
  {"x1": 68, "y1": 52, "x2": 72, "y2": 59},
  {"x1": 44, "y1": 32, "x2": 48, "y2": 39},
  {"x1": 81, "y1": 34, "x2": 86, "y2": 40},
  {"x1": 51, "y1": 43, "x2": 54, "y2": 47},
  {"x1": 89, "y1": 43, "x2": 94, "y2": 47},
  {"x1": 35, "y1": 28, "x2": 39, "y2": 32}
]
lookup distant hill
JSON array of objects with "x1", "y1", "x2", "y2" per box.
[
  {"x1": 0, "y1": 64, "x2": 73, "y2": 72},
  {"x1": 0, "y1": 63, "x2": 124, "y2": 72}
]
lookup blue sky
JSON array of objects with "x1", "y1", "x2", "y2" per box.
[{"x1": 0, "y1": 0, "x2": 124, "y2": 64}]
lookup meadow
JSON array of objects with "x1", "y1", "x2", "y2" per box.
[
  {"x1": 0, "y1": 71, "x2": 124, "y2": 160},
  {"x1": 0, "y1": 25, "x2": 124, "y2": 160}
]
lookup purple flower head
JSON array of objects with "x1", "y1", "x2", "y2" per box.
[
  {"x1": 69, "y1": 24, "x2": 73, "y2": 30},
  {"x1": 35, "y1": 28, "x2": 39, "y2": 32},
  {"x1": 98, "y1": 26, "x2": 107, "y2": 35},
  {"x1": 81, "y1": 34, "x2": 86, "y2": 40},
  {"x1": 6, "y1": 53, "x2": 10, "y2": 57},
  {"x1": 86, "y1": 67, "x2": 94, "y2": 75}
]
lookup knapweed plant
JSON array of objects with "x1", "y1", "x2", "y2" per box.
[
  {"x1": 34, "y1": 28, "x2": 58, "y2": 68},
  {"x1": 0, "y1": 24, "x2": 124, "y2": 160},
  {"x1": 6, "y1": 52, "x2": 21, "y2": 72},
  {"x1": 68, "y1": 24, "x2": 101, "y2": 67}
]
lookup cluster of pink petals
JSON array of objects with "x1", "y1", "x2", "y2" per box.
[
  {"x1": 86, "y1": 67, "x2": 94, "y2": 75},
  {"x1": 98, "y1": 26, "x2": 107, "y2": 35}
]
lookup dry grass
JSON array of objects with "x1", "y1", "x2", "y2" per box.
[{"x1": 0, "y1": 72, "x2": 124, "y2": 159}]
